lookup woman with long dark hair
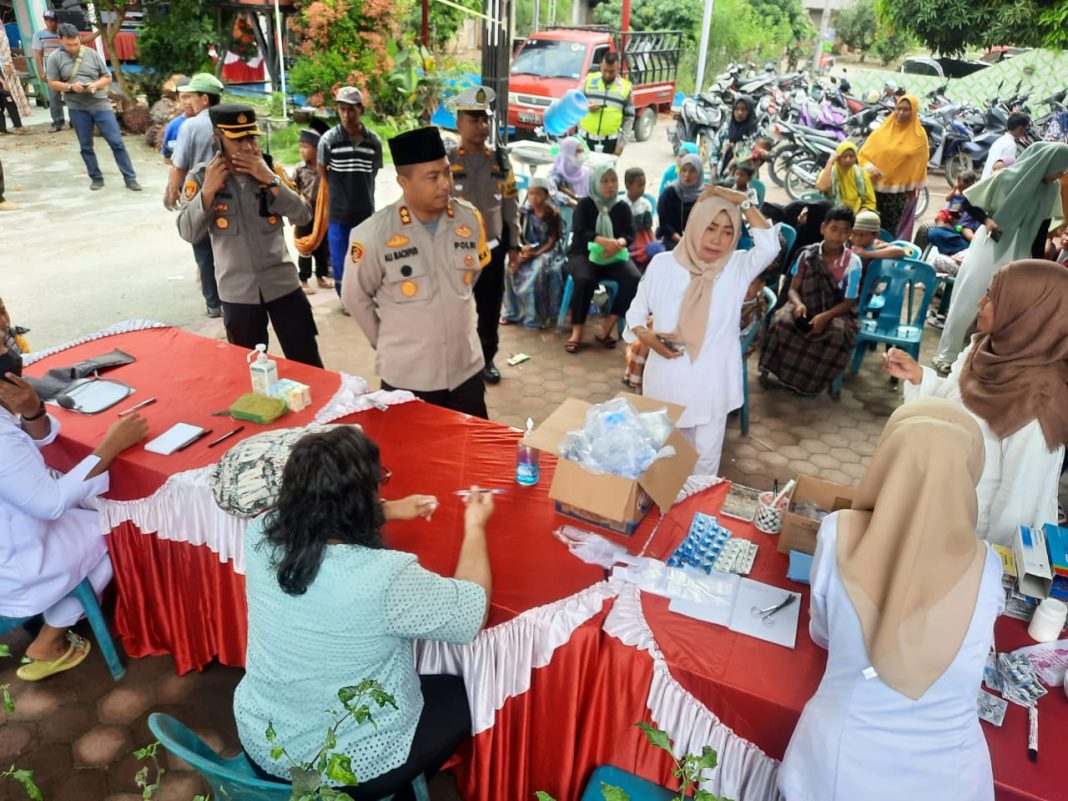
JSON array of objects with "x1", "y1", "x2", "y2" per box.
[{"x1": 234, "y1": 426, "x2": 493, "y2": 800}]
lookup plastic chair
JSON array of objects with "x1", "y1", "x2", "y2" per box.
[
  {"x1": 889, "y1": 239, "x2": 922, "y2": 259},
  {"x1": 580, "y1": 765, "x2": 678, "y2": 800},
  {"x1": 148, "y1": 714, "x2": 431, "y2": 801},
  {"x1": 556, "y1": 275, "x2": 622, "y2": 335},
  {"x1": 778, "y1": 223, "x2": 798, "y2": 272},
  {"x1": 847, "y1": 257, "x2": 937, "y2": 374},
  {"x1": 0, "y1": 577, "x2": 125, "y2": 681},
  {"x1": 750, "y1": 178, "x2": 766, "y2": 207},
  {"x1": 739, "y1": 286, "x2": 778, "y2": 435},
  {"x1": 879, "y1": 228, "x2": 894, "y2": 243}
]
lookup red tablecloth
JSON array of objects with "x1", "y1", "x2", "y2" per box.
[
  {"x1": 31, "y1": 327, "x2": 604, "y2": 674},
  {"x1": 625, "y1": 484, "x2": 1062, "y2": 801}
]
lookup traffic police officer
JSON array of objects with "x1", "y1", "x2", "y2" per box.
[
  {"x1": 177, "y1": 104, "x2": 323, "y2": 367},
  {"x1": 445, "y1": 86, "x2": 521, "y2": 385},
  {"x1": 342, "y1": 127, "x2": 492, "y2": 418},
  {"x1": 579, "y1": 51, "x2": 635, "y2": 156}
]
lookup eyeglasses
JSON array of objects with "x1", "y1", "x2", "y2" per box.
[{"x1": 379, "y1": 467, "x2": 392, "y2": 486}]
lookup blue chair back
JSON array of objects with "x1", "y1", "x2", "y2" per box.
[
  {"x1": 889, "y1": 239, "x2": 922, "y2": 258},
  {"x1": 149, "y1": 713, "x2": 293, "y2": 801},
  {"x1": 879, "y1": 227, "x2": 894, "y2": 243},
  {"x1": 580, "y1": 765, "x2": 680, "y2": 800},
  {"x1": 739, "y1": 286, "x2": 777, "y2": 434},
  {"x1": 778, "y1": 223, "x2": 797, "y2": 269},
  {"x1": 750, "y1": 178, "x2": 766, "y2": 207},
  {"x1": 849, "y1": 257, "x2": 937, "y2": 374}
]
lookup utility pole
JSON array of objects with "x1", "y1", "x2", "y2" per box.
[
  {"x1": 812, "y1": 0, "x2": 831, "y2": 73},
  {"x1": 694, "y1": 0, "x2": 714, "y2": 94}
]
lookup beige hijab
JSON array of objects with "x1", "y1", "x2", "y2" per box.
[
  {"x1": 836, "y1": 398, "x2": 987, "y2": 700},
  {"x1": 673, "y1": 194, "x2": 742, "y2": 360},
  {"x1": 958, "y1": 260, "x2": 1068, "y2": 451}
]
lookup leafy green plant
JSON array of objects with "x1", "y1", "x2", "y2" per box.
[
  {"x1": 137, "y1": 679, "x2": 396, "y2": 801},
  {"x1": 1, "y1": 644, "x2": 42, "y2": 801},
  {"x1": 136, "y1": 0, "x2": 219, "y2": 92},
  {"x1": 535, "y1": 722, "x2": 732, "y2": 801},
  {"x1": 374, "y1": 45, "x2": 463, "y2": 128}
]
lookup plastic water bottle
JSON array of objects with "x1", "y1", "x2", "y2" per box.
[
  {"x1": 543, "y1": 90, "x2": 589, "y2": 137},
  {"x1": 516, "y1": 418, "x2": 540, "y2": 486},
  {"x1": 248, "y1": 344, "x2": 278, "y2": 396}
]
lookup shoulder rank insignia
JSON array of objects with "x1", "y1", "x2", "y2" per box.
[
  {"x1": 398, "y1": 206, "x2": 412, "y2": 226},
  {"x1": 446, "y1": 201, "x2": 455, "y2": 219}
]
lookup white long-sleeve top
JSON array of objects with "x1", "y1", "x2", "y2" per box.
[
  {"x1": 779, "y1": 513, "x2": 1004, "y2": 801},
  {"x1": 0, "y1": 409, "x2": 110, "y2": 618},
  {"x1": 903, "y1": 343, "x2": 1063, "y2": 547},
  {"x1": 624, "y1": 226, "x2": 779, "y2": 428}
]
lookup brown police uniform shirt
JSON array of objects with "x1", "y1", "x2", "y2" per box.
[
  {"x1": 445, "y1": 143, "x2": 521, "y2": 248},
  {"x1": 341, "y1": 197, "x2": 491, "y2": 392},
  {"x1": 176, "y1": 165, "x2": 312, "y2": 304}
]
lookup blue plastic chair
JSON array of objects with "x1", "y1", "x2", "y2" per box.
[
  {"x1": 778, "y1": 223, "x2": 798, "y2": 272},
  {"x1": 557, "y1": 276, "x2": 622, "y2": 335},
  {"x1": 739, "y1": 286, "x2": 778, "y2": 435},
  {"x1": 847, "y1": 257, "x2": 937, "y2": 374},
  {"x1": 580, "y1": 765, "x2": 679, "y2": 800},
  {"x1": 879, "y1": 227, "x2": 894, "y2": 243},
  {"x1": 148, "y1": 713, "x2": 431, "y2": 801},
  {"x1": 750, "y1": 178, "x2": 767, "y2": 208},
  {"x1": 0, "y1": 577, "x2": 125, "y2": 681}
]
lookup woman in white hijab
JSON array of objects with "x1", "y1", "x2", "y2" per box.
[
  {"x1": 623, "y1": 186, "x2": 778, "y2": 475},
  {"x1": 779, "y1": 398, "x2": 1004, "y2": 801}
]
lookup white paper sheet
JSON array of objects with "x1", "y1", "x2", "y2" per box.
[
  {"x1": 145, "y1": 423, "x2": 209, "y2": 456},
  {"x1": 666, "y1": 567, "x2": 740, "y2": 627},
  {"x1": 727, "y1": 578, "x2": 802, "y2": 649}
]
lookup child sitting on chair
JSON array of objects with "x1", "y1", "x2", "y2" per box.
[
  {"x1": 849, "y1": 210, "x2": 907, "y2": 265},
  {"x1": 759, "y1": 206, "x2": 863, "y2": 395},
  {"x1": 624, "y1": 167, "x2": 657, "y2": 270},
  {"x1": 501, "y1": 176, "x2": 563, "y2": 330},
  {"x1": 925, "y1": 170, "x2": 981, "y2": 260}
]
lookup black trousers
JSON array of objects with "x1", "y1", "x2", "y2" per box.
[
  {"x1": 0, "y1": 90, "x2": 21, "y2": 132},
  {"x1": 582, "y1": 135, "x2": 618, "y2": 155},
  {"x1": 381, "y1": 371, "x2": 487, "y2": 419},
  {"x1": 474, "y1": 229, "x2": 509, "y2": 365},
  {"x1": 251, "y1": 675, "x2": 471, "y2": 801},
  {"x1": 295, "y1": 222, "x2": 331, "y2": 280},
  {"x1": 221, "y1": 287, "x2": 323, "y2": 368},
  {"x1": 565, "y1": 253, "x2": 641, "y2": 326}
]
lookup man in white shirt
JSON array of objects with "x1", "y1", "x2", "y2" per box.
[{"x1": 981, "y1": 112, "x2": 1030, "y2": 179}]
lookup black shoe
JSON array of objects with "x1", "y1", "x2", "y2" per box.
[
  {"x1": 90, "y1": 179, "x2": 104, "y2": 191},
  {"x1": 483, "y1": 362, "x2": 501, "y2": 384},
  {"x1": 206, "y1": 306, "x2": 222, "y2": 319},
  {"x1": 50, "y1": 124, "x2": 63, "y2": 133},
  {"x1": 125, "y1": 180, "x2": 143, "y2": 192}
]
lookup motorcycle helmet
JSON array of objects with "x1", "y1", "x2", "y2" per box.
[{"x1": 864, "y1": 89, "x2": 880, "y2": 104}]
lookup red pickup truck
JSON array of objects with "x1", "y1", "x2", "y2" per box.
[{"x1": 507, "y1": 26, "x2": 682, "y2": 142}]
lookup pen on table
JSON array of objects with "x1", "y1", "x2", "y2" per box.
[
  {"x1": 175, "y1": 428, "x2": 213, "y2": 452},
  {"x1": 452, "y1": 489, "x2": 507, "y2": 496},
  {"x1": 208, "y1": 425, "x2": 245, "y2": 448},
  {"x1": 1028, "y1": 705, "x2": 1038, "y2": 762},
  {"x1": 117, "y1": 397, "x2": 157, "y2": 417}
]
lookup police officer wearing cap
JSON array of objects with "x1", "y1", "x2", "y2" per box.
[
  {"x1": 177, "y1": 105, "x2": 323, "y2": 367},
  {"x1": 342, "y1": 127, "x2": 492, "y2": 418},
  {"x1": 445, "y1": 86, "x2": 521, "y2": 385}
]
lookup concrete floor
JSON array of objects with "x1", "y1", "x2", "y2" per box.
[{"x1": 1, "y1": 113, "x2": 1062, "y2": 800}]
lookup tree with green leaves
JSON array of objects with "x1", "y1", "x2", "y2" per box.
[
  {"x1": 137, "y1": 0, "x2": 218, "y2": 87},
  {"x1": 876, "y1": 0, "x2": 1068, "y2": 55},
  {"x1": 836, "y1": 0, "x2": 878, "y2": 60}
]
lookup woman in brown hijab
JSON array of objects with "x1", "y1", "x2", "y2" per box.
[
  {"x1": 779, "y1": 398, "x2": 1005, "y2": 801},
  {"x1": 883, "y1": 259, "x2": 1068, "y2": 545}
]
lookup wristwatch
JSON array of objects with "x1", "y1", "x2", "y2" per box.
[
  {"x1": 740, "y1": 199, "x2": 753, "y2": 210},
  {"x1": 66, "y1": 83, "x2": 73, "y2": 92},
  {"x1": 22, "y1": 402, "x2": 46, "y2": 422},
  {"x1": 270, "y1": 175, "x2": 282, "y2": 188}
]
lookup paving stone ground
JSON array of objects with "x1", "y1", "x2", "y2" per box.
[{"x1": 3, "y1": 115, "x2": 1066, "y2": 801}]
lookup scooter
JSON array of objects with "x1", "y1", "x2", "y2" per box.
[{"x1": 668, "y1": 90, "x2": 726, "y2": 161}]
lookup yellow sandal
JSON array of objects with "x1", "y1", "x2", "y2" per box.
[{"x1": 16, "y1": 633, "x2": 91, "y2": 682}]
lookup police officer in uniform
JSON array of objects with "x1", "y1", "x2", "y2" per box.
[
  {"x1": 579, "y1": 52, "x2": 635, "y2": 156},
  {"x1": 177, "y1": 105, "x2": 323, "y2": 367},
  {"x1": 445, "y1": 86, "x2": 521, "y2": 385},
  {"x1": 342, "y1": 127, "x2": 492, "y2": 418}
]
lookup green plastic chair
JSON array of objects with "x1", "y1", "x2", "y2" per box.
[
  {"x1": 148, "y1": 713, "x2": 430, "y2": 801},
  {"x1": 0, "y1": 577, "x2": 125, "y2": 681}
]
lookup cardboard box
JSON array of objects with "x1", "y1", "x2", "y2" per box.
[
  {"x1": 1042, "y1": 523, "x2": 1068, "y2": 600},
  {"x1": 524, "y1": 393, "x2": 698, "y2": 536},
  {"x1": 777, "y1": 475, "x2": 855, "y2": 555},
  {"x1": 1013, "y1": 526, "x2": 1052, "y2": 600}
]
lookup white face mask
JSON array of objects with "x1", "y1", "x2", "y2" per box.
[{"x1": 568, "y1": 155, "x2": 585, "y2": 169}]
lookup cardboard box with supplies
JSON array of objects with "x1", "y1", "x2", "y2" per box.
[
  {"x1": 524, "y1": 393, "x2": 698, "y2": 535},
  {"x1": 777, "y1": 475, "x2": 855, "y2": 555}
]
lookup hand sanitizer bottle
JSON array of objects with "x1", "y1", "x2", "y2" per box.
[
  {"x1": 516, "y1": 417, "x2": 540, "y2": 486},
  {"x1": 248, "y1": 344, "x2": 278, "y2": 396}
]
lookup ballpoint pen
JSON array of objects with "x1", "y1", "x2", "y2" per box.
[
  {"x1": 208, "y1": 425, "x2": 245, "y2": 448},
  {"x1": 452, "y1": 489, "x2": 507, "y2": 496},
  {"x1": 175, "y1": 428, "x2": 212, "y2": 452},
  {"x1": 118, "y1": 397, "x2": 157, "y2": 416}
]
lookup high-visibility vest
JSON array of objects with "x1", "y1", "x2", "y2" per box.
[{"x1": 579, "y1": 72, "x2": 632, "y2": 138}]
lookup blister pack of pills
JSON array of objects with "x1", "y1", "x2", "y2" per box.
[{"x1": 712, "y1": 538, "x2": 759, "y2": 575}]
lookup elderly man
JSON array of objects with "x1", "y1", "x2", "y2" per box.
[
  {"x1": 177, "y1": 105, "x2": 321, "y2": 367},
  {"x1": 317, "y1": 86, "x2": 383, "y2": 298},
  {"x1": 31, "y1": 10, "x2": 66, "y2": 132},
  {"x1": 342, "y1": 127, "x2": 491, "y2": 417},
  {"x1": 45, "y1": 23, "x2": 140, "y2": 191}
]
